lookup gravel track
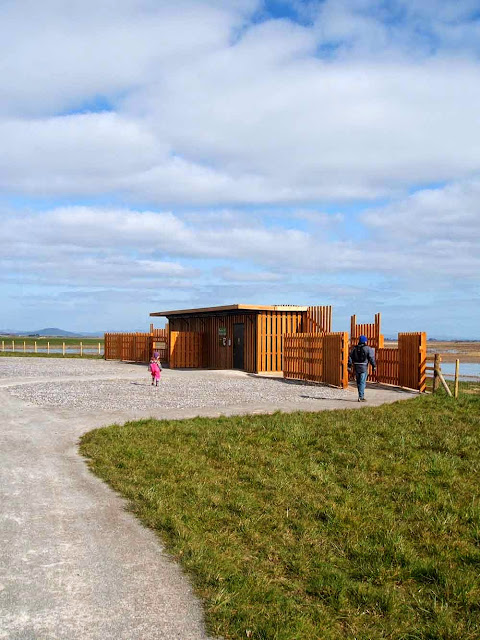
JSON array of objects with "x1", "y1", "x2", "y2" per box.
[
  {"x1": 0, "y1": 357, "x2": 413, "y2": 639},
  {"x1": 0, "y1": 357, "x2": 138, "y2": 379},
  {"x1": 3, "y1": 358, "x2": 351, "y2": 411}
]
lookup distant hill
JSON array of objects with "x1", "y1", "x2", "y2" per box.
[
  {"x1": 31, "y1": 328, "x2": 79, "y2": 337},
  {"x1": 1, "y1": 328, "x2": 105, "y2": 338}
]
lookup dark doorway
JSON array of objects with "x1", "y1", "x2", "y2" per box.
[{"x1": 233, "y1": 323, "x2": 245, "y2": 369}]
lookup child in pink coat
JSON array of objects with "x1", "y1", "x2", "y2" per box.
[{"x1": 148, "y1": 357, "x2": 161, "y2": 386}]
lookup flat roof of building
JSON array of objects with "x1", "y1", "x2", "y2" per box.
[{"x1": 150, "y1": 304, "x2": 308, "y2": 317}]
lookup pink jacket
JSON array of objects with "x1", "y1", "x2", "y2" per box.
[{"x1": 149, "y1": 362, "x2": 161, "y2": 379}]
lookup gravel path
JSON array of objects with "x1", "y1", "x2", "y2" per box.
[
  {"x1": 0, "y1": 357, "x2": 117, "y2": 378},
  {"x1": 1, "y1": 357, "x2": 415, "y2": 415},
  {"x1": 1, "y1": 357, "x2": 416, "y2": 639},
  {"x1": 3, "y1": 359, "x2": 351, "y2": 411}
]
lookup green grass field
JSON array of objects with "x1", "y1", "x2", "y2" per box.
[
  {"x1": 0, "y1": 335, "x2": 104, "y2": 357},
  {"x1": 0, "y1": 335, "x2": 103, "y2": 346},
  {"x1": 80, "y1": 388, "x2": 480, "y2": 640},
  {"x1": 0, "y1": 352, "x2": 103, "y2": 359}
]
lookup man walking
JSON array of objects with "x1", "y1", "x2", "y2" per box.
[{"x1": 348, "y1": 335, "x2": 376, "y2": 402}]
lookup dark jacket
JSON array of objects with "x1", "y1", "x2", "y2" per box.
[{"x1": 348, "y1": 344, "x2": 376, "y2": 373}]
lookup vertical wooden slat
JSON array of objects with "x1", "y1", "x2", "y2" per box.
[
  {"x1": 104, "y1": 331, "x2": 157, "y2": 363},
  {"x1": 305, "y1": 306, "x2": 332, "y2": 333},
  {"x1": 283, "y1": 332, "x2": 347, "y2": 389}
]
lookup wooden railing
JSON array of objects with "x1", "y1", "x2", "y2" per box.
[
  {"x1": 1, "y1": 340, "x2": 103, "y2": 356},
  {"x1": 425, "y1": 354, "x2": 459, "y2": 398}
]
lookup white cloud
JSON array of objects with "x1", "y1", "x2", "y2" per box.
[
  {"x1": 363, "y1": 178, "x2": 480, "y2": 240},
  {"x1": 1, "y1": 1, "x2": 480, "y2": 203},
  {"x1": 312, "y1": 0, "x2": 480, "y2": 59},
  {"x1": 0, "y1": 113, "x2": 163, "y2": 194},
  {"x1": 215, "y1": 268, "x2": 283, "y2": 283},
  {"x1": 3, "y1": 183, "x2": 478, "y2": 289},
  {"x1": 1, "y1": 1, "x2": 479, "y2": 336},
  {"x1": 362, "y1": 177, "x2": 480, "y2": 277},
  {"x1": 0, "y1": 1, "x2": 254, "y2": 116}
]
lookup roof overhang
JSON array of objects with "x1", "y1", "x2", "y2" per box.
[{"x1": 150, "y1": 304, "x2": 308, "y2": 317}]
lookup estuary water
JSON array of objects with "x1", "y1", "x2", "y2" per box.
[{"x1": 440, "y1": 361, "x2": 480, "y2": 380}]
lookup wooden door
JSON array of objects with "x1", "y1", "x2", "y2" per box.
[{"x1": 233, "y1": 323, "x2": 245, "y2": 369}]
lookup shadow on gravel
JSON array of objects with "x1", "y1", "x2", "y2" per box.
[
  {"x1": 247, "y1": 374, "x2": 323, "y2": 388},
  {"x1": 300, "y1": 395, "x2": 358, "y2": 402}
]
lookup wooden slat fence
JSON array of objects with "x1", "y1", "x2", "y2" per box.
[
  {"x1": 283, "y1": 334, "x2": 323, "y2": 382},
  {"x1": 256, "y1": 311, "x2": 304, "y2": 373},
  {"x1": 283, "y1": 332, "x2": 348, "y2": 389},
  {"x1": 304, "y1": 306, "x2": 332, "y2": 333},
  {"x1": 104, "y1": 332, "x2": 152, "y2": 362},
  {"x1": 350, "y1": 313, "x2": 384, "y2": 351},
  {"x1": 324, "y1": 333, "x2": 349, "y2": 388},
  {"x1": 169, "y1": 331, "x2": 203, "y2": 368},
  {"x1": 399, "y1": 332, "x2": 426, "y2": 392},
  {"x1": 285, "y1": 330, "x2": 425, "y2": 392},
  {"x1": 151, "y1": 327, "x2": 169, "y2": 363},
  {"x1": 374, "y1": 332, "x2": 426, "y2": 392},
  {"x1": 376, "y1": 348, "x2": 399, "y2": 386}
]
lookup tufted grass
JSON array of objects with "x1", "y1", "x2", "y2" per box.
[{"x1": 80, "y1": 388, "x2": 480, "y2": 640}]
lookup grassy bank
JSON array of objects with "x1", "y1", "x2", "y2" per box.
[
  {"x1": 0, "y1": 336, "x2": 104, "y2": 358},
  {"x1": 0, "y1": 352, "x2": 103, "y2": 359},
  {"x1": 0, "y1": 336, "x2": 103, "y2": 346},
  {"x1": 80, "y1": 390, "x2": 480, "y2": 640}
]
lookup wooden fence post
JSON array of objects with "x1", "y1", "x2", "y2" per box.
[
  {"x1": 47, "y1": 342, "x2": 50, "y2": 355},
  {"x1": 433, "y1": 354, "x2": 452, "y2": 397},
  {"x1": 23, "y1": 341, "x2": 26, "y2": 353},
  {"x1": 63, "y1": 342, "x2": 66, "y2": 356},
  {"x1": 2, "y1": 340, "x2": 4, "y2": 352},
  {"x1": 80, "y1": 342, "x2": 83, "y2": 357},
  {"x1": 34, "y1": 341, "x2": 37, "y2": 353},
  {"x1": 454, "y1": 359, "x2": 460, "y2": 399},
  {"x1": 98, "y1": 342, "x2": 101, "y2": 355},
  {"x1": 433, "y1": 354, "x2": 440, "y2": 394}
]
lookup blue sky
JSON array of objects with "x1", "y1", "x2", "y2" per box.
[{"x1": 1, "y1": 0, "x2": 479, "y2": 338}]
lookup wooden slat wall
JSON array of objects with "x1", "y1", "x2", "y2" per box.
[
  {"x1": 169, "y1": 314, "x2": 257, "y2": 371},
  {"x1": 152, "y1": 327, "x2": 168, "y2": 339},
  {"x1": 323, "y1": 332, "x2": 349, "y2": 388},
  {"x1": 375, "y1": 333, "x2": 426, "y2": 391},
  {"x1": 104, "y1": 332, "x2": 152, "y2": 362},
  {"x1": 376, "y1": 348, "x2": 399, "y2": 386},
  {"x1": 399, "y1": 332, "x2": 426, "y2": 392},
  {"x1": 169, "y1": 331, "x2": 203, "y2": 368},
  {"x1": 283, "y1": 332, "x2": 348, "y2": 389},
  {"x1": 168, "y1": 308, "x2": 332, "y2": 373},
  {"x1": 104, "y1": 333, "x2": 119, "y2": 360},
  {"x1": 350, "y1": 313, "x2": 384, "y2": 351},
  {"x1": 304, "y1": 306, "x2": 332, "y2": 333},
  {"x1": 283, "y1": 333, "x2": 323, "y2": 382},
  {"x1": 256, "y1": 311, "x2": 305, "y2": 372},
  {"x1": 170, "y1": 310, "x2": 309, "y2": 373},
  {"x1": 151, "y1": 326, "x2": 169, "y2": 363}
]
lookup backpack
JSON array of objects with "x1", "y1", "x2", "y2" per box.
[{"x1": 351, "y1": 344, "x2": 368, "y2": 363}]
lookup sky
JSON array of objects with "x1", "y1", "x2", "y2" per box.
[{"x1": 1, "y1": 0, "x2": 479, "y2": 338}]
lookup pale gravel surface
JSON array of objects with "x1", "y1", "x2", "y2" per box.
[
  {"x1": 0, "y1": 357, "x2": 132, "y2": 378},
  {"x1": 1, "y1": 357, "x2": 414, "y2": 639},
  {"x1": 3, "y1": 357, "x2": 351, "y2": 411},
  {"x1": 0, "y1": 358, "x2": 218, "y2": 640}
]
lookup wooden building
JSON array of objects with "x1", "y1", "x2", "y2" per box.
[{"x1": 150, "y1": 304, "x2": 332, "y2": 373}]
